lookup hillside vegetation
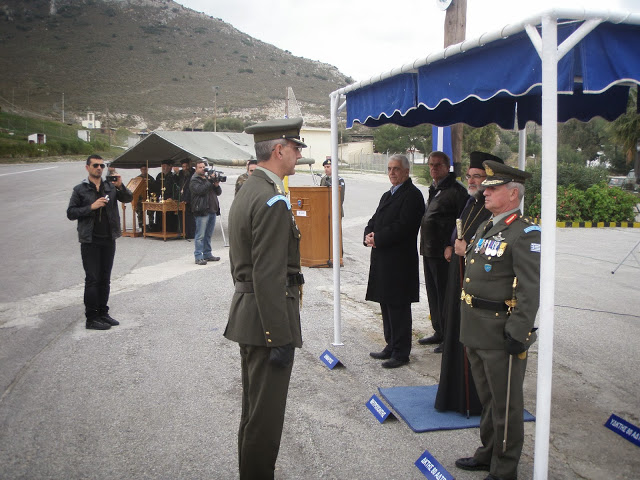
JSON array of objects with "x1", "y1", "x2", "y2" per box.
[{"x1": 0, "y1": 0, "x2": 351, "y2": 130}]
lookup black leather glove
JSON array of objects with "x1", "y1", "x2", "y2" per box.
[
  {"x1": 269, "y1": 344, "x2": 295, "y2": 368},
  {"x1": 504, "y1": 332, "x2": 527, "y2": 355}
]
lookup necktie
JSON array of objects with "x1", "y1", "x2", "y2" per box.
[{"x1": 482, "y1": 219, "x2": 494, "y2": 237}]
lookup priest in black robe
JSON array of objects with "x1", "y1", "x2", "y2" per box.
[{"x1": 434, "y1": 151, "x2": 504, "y2": 415}]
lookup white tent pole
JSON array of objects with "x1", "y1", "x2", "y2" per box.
[
  {"x1": 330, "y1": 93, "x2": 343, "y2": 346},
  {"x1": 534, "y1": 14, "x2": 558, "y2": 480},
  {"x1": 518, "y1": 128, "x2": 527, "y2": 212},
  {"x1": 437, "y1": 127, "x2": 444, "y2": 151}
]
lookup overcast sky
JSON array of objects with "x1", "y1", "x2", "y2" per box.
[{"x1": 174, "y1": 0, "x2": 637, "y2": 81}]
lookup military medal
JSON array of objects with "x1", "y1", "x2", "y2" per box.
[
  {"x1": 480, "y1": 240, "x2": 488, "y2": 254},
  {"x1": 475, "y1": 238, "x2": 484, "y2": 253},
  {"x1": 493, "y1": 232, "x2": 505, "y2": 241},
  {"x1": 497, "y1": 242, "x2": 507, "y2": 257}
]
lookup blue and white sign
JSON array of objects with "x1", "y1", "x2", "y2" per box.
[
  {"x1": 415, "y1": 450, "x2": 454, "y2": 480},
  {"x1": 605, "y1": 414, "x2": 640, "y2": 447},
  {"x1": 319, "y1": 349, "x2": 343, "y2": 370},
  {"x1": 366, "y1": 394, "x2": 394, "y2": 423}
]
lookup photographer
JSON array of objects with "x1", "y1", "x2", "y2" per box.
[
  {"x1": 66, "y1": 154, "x2": 133, "y2": 330},
  {"x1": 190, "y1": 160, "x2": 223, "y2": 265}
]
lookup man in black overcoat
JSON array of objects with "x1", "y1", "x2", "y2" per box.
[{"x1": 364, "y1": 154, "x2": 425, "y2": 368}]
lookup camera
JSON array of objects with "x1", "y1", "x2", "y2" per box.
[
  {"x1": 106, "y1": 175, "x2": 117, "y2": 182},
  {"x1": 203, "y1": 166, "x2": 227, "y2": 182}
]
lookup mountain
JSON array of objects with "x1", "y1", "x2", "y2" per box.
[{"x1": 0, "y1": 0, "x2": 352, "y2": 129}]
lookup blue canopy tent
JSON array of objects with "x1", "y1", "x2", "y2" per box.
[{"x1": 328, "y1": 9, "x2": 640, "y2": 478}]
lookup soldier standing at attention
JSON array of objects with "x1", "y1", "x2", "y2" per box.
[
  {"x1": 319, "y1": 157, "x2": 345, "y2": 217},
  {"x1": 455, "y1": 161, "x2": 541, "y2": 480},
  {"x1": 224, "y1": 117, "x2": 306, "y2": 480}
]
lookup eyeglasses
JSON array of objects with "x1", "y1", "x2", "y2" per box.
[
  {"x1": 465, "y1": 174, "x2": 487, "y2": 180},
  {"x1": 92, "y1": 164, "x2": 105, "y2": 169},
  {"x1": 286, "y1": 144, "x2": 303, "y2": 153},
  {"x1": 272, "y1": 143, "x2": 303, "y2": 153}
]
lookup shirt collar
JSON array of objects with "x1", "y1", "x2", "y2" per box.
[{"x1": 256, "y1": 166, "x2": 285, "y2": 193}]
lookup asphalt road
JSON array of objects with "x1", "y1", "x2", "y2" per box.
[{"x1": 0, "y1": 160, "x2": 639, "y2": 479}]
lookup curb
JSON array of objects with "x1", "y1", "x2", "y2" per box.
[{"x1": 531, "y1": 219, "x2": 640, "y2": 228}]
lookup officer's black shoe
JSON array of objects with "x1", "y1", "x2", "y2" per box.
[
  {"x1": 101, "y1": 314, "x2": 120, "y2": 326},
  {"x1": 433, "y1": 344, "x2": 443, "y2": 353},
  {"x1": 455, "y1": 457, "x2": 490, "y2": 471},
  {"x1": 418, "y1": 334, "x2": 443, "y2": 345},
  {"x1": 86, "y1": 319, "x2": 111, "y2": 330},
  {"x1": 381, "y1": 358, "x2": 409, "y2": 369},
  {"x1": 369, "y1": 351, "x2": 392, "y2": 360}
]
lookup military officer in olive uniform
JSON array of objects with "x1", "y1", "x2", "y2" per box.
[
  {"x1": 224, "y1": 117, "x2": 306, "y2": 480},
  {"x1": 319, "y1": 157, "x2": 345, "y2": 217},
  {"x1": 455, "y1": 161, "x2": 541, "y2": 480}
]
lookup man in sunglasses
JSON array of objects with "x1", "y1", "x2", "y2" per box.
[{"x1": 67, "y1": 154, "x2": 133, "y2": 330}]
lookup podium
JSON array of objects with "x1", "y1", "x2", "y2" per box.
[
  {"x1": 289, "y1": 186, "x2": 342, "y2": 268},
  {"x1": 122, "y1": 177, "x2": 145, "y2": 237}
]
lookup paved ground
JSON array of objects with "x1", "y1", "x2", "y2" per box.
[{"x1": 0, "y1": 160, "x2": 639, "y2": 479}]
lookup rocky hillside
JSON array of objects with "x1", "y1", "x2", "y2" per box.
[{"x1": 0, "y1": 0, "x2": 351, "y2": 129}]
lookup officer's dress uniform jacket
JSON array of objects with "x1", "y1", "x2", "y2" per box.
[
  {"x1": 460, "y1": 212, "x2": 540, "y2": 349},
  {"x1": 459, "y1": 210, "x2": 541, "y2": 480},
  {"x1": 225, "y1": 168, "x2": 302, "y2": 347},
  {"x1": 224, "y1": 167, "x2": 302, "y2": 480}
]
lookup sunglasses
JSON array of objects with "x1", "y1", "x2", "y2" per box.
[{"x1": 92, "y1": 163, "x2": 105, "y2": 169}]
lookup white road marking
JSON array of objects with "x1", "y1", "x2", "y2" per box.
[{"x1": 0, "y1": 166, "x2": 58, "y2": 177}]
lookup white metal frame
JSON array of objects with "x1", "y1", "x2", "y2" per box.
[{"x1": 328, "y1": 8, "x2": 640, "y2": 479}]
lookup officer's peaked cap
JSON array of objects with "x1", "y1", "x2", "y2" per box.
[{"x1": 245, "y1": 117, "x2": 307, "y2": 147}]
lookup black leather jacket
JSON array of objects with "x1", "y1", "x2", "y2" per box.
[
  {"x1": 419, "y1": 172, "x2": 469, "y2": 257},
  {"x1": 190, "y1": 174, "x2": 222, "y2": 216},
  {"x1": 67, "y1": 178, "x2": 133, "y2": 243}
]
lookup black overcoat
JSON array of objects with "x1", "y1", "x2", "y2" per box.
[{"x1": 364, "y1": 178, "x2": 425, "y2": 304}]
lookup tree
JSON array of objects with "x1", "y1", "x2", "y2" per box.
[
  {"x1": 608, "y1": 88, "x2": 640, "y2": 172},
  {"x1": 203, "y1": 117, "x2": 244, "y2": 132},
  {"x1": 372, "y1": 124, "x2": 432, "y2": 155},
  {"x1": 462, "y1": 124, "x2": 498, "y2": 158},
  {"x1": 558, "y1": 118, "x2": 608, "y2": 165}
]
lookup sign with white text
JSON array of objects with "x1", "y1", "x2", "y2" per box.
[
  {"x1": 319, "y1": 349, "x2": 343, "y2": 370},
  {"x1": 415, "y1": 450, "x2": 454, "y2": 480},
  {"x1": 366, "y1": 394, "x2": 394, "y2": 423},
  {"x1": 605, "y1": 414, "x2": 640, "y2": 447}
]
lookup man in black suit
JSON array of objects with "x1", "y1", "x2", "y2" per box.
[{"x1": 364, "y1": 154, "x2": 425, "y2": 368}]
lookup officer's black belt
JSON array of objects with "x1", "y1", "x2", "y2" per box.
[
  {"x1": 235, "y1": 281, "x2": 254, "y2": 293},
  {"x1": 235, "y1": 273, "x2": 305, "y2": 293},
  {"x1": 461, "y1": 289, "x2": 509, "y2": 311},
  {"x1": 286, "y1": 273, "x2": 305, "y2": 287}
]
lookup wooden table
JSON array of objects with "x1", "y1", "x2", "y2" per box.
[{"x1": 142, "y1": 200, "x2": 186, "y2": 241}]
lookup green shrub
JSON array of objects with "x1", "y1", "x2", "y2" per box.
[
  {"x1": 584, "y1": 183, "x2": 637, "y2": 222},
  {"x1": 525, "y1": 182, "x2": 636, "y2": 222}
]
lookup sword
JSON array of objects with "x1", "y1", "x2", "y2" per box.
[{"x1": 503, "y1": 354, "x2": 513, "y2": 453}]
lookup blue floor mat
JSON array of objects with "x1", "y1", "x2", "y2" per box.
[{"x1": 378, "y1": 385, "x2": 535, "y2": 433}]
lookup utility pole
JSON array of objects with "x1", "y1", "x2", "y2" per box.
[
  {"x1": 212, "y1": 86, "x2": 219, "y2": 132},
  {"x1": 443, "y1": 0, "x2": 467, "y2": 176},
  {"x1": 62, "y1": 92, "x2": 64, "y2": 123}
]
